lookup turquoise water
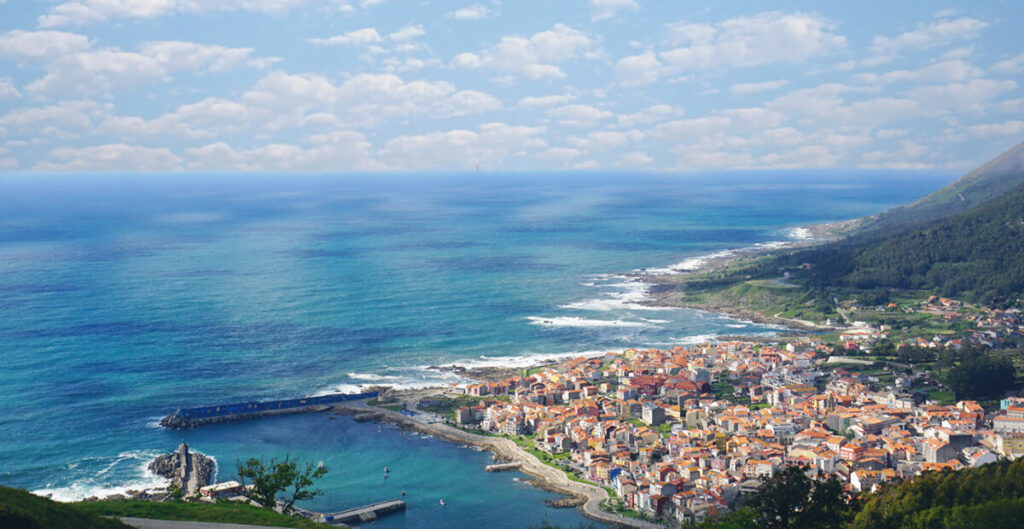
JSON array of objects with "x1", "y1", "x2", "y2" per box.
[{"x1": 0, "y1": 172, "x2": 952, "y2": 527}]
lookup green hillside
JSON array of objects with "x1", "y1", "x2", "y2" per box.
[
  {"x1": 777, "y1": 182, "x2": 1024, "y2": 306},
  {"x1": 0, "y1": 487, "x2": 131, "y2": 529}
]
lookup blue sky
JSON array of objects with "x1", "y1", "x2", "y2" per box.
[{"x1": 0, "y1": 0, "x2": 1022, "y2": 173}]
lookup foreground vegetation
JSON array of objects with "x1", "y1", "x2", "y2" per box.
[
  {"x1": 0, "y1": 486, "x2": 131, "y2": 529},
  {"x1": 74, "y1": 499, "x2": 324, "y2": 528},
  {"x1": 696, "y1": 457, "x2": 1024, "y2": 529},
  {"x1": 0, "y1": 485, "x2": 325, "y2": 529}
]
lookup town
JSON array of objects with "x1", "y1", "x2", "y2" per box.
[{"x1": 424, "y1": 297, "x2": 1024, "y2": 525}]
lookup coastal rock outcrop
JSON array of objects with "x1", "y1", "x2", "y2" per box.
[{"x1": 149, "y1": 442, "x2": 215, "y2": 496}]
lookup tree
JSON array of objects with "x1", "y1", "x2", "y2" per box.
[
  {"x1": 236, "y1": 455, "x2": 328, "y2": 513},
  {"x1": 742, "y1": 466, "x2": 854, "y2": 529},
  {"x1": 944, "y1": 352, "x2": 1017, "y2": 400}
]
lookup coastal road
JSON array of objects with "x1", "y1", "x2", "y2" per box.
[{"x1": 335, "y1": 401, "x2": 666, "y2": 529}]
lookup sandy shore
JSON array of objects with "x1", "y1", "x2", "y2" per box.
[{"x1": 332, "y1": 399, "x2": 664, "y2": 529}]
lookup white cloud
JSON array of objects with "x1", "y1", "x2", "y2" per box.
[
  {"x1": 518, "y1": 93, "x2": 575, "y2": 108},
  {"x1": 991, "y1": 53, "x2": 1024, "y2": 75},
  {"x1": 35, "y1": 144, "x2": 182, "y2": 171},
  {"x1": 658, "y1": 12, "x2": 845, "y2": 75},
  {"x1": 18, "y1": 39, "x2": 268, "y2": 98},
  {"x1": 0, "y1": 78, "x2": 20, "y2": 99},
  {"x1": 452, "y1": 24, "x2": 593, "y2": 80},
  {"x1": 615, "y1": 104, "x2": 682, "y2": 127},
  {"x1": 446, "y1": 5, "x2": 490, "y2": 20},
  {"x1": 0, "y1": 30, "x2": 90, "y2": 60},
  {"x1": 138, "y1": 41, "x2": 259, "y2": 72},
  {"x1": 101, "y1": 98, "x2": 251, "y2": 139},
  {"x1": 967, "y1": 120, "x2": 1024, "y2": 138},
  {"x1": 730, "y1": 80, "x2": 788, "y2": 95},
  {"x1": 37, "y1": 0, "x2": 324, "y2": 28},
  {"x1": 185, "y1": 131, "x2": 379, "y2": 171},
  {"x1": 856, "y1": 60, "x2": 982, "y2": 85},
  {"x1": 547, "y1": 104, "x2": 612, "y2": 127},
  {"x1": 309, "y1": 28, "x2": 383, "y2": 46},
  {"x1": 616, "y1": 151, "x2": 653, "y2": 167},
  {"x1": 0, "y1": 100, "x2": 111, "y2": 138},
  {"x1": 908, "y1": 79, "x2": 1017, "y2": 114},
  {"x1": 379, "y1": 122, "x2": 546, "y2": 169},
  {"x1": 541, "y1": 147, "x2": 581, "y2": 163},
  {"x1": 615, "y1": 51, "x2": 664, "y2": 87},
  {"x1": 242, "y1": 72, "x2": 502, "y2": 128},
  {"x1": 569, "y1": 130, "x2": 645, "y2": 150},
  {"x1": 389, "y1": 25, "x2": 425, "y2": 42},
  {"x1": 589, "y1": 0, "x2": 639, "y2": 22},
  {"x1": 871, "y1": 16, "x2": 987, "y2": 54}
]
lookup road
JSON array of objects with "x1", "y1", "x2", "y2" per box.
[{"x1": 118, "y1": 518, "x2": 300, "y2": 529}]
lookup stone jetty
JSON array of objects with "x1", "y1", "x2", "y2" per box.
[{"x1": 149, "y1": 442, "x2": 215, "y2": 497}]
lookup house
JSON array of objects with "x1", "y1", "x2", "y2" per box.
[
  {"x1": 199, "y1": 481, "x2": 244, "y2": 499},
  {"x1": 642, "y1": 403, "x2": 666, "y2": 426}
]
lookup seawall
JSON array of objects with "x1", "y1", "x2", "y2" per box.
[{"x1": 160, "y1": 391, "x2": 380, "y2": 429}]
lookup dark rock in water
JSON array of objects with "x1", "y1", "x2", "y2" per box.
[{"x1": 545, "y1": 496, "x2": 587, "y2": 508}]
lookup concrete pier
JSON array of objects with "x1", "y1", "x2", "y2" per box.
[
  {"x1": 318, "y1": 500, "x2": 406, "y2": 525},
  {"x1": 485, "y1": 462, "x2": 523, "y2": 472},
  {"x1": 160, "y1": 392, "x2": 379, "y2": 429}
]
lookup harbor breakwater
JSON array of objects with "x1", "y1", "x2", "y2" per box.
[{"x1": 160, "y1": 391, "x2": 380, "y2": 429}]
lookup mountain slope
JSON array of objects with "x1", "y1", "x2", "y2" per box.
[
  {"x1": 782, "y1": 182, "x2": 1024, "y2": 305},
  {"x1": 857, "y1": 140, "x2": 1024, "y2": 234}
]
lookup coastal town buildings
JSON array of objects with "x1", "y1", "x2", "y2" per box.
[{"x1": 445, "y1": 323, "x2": 1023, "y2": 525}]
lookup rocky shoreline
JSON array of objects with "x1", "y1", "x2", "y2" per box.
[{"x1": 427, "y1": 363, "x2": 551, "y2": 383}]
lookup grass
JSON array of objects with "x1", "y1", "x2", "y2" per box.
[
  {"x1": 928, "y1": 390, "x2": 956, "y2": 405},
  {"x1": 0, "y1": 486, "x2": 131, "y2": 529},
  {"x1": 73, "y1": 499, "x2": 324, "y2": 528},
  {"x1": 366, "y1": 399, "x2": 404, "y2": 412}
]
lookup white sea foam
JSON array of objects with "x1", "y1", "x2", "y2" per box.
[
  {"x1": 726, "y1": 324, "x2": 748, "y2": 328},
  {"x1": 641, "y1": 249, "x2": 737, "y2": 275},
  {"x1": 347, "y1": 372, "x2": 402, "y2": 381},
  {"x1": 527, "y1": 316, "x2": 651, "y2": 328},
  {"x1": 788, "y1": 227, "x2": 813, "y2": 239},
  {"x1": 561, "y1": 278, "x2": 674, "y2": 312},
  {"x1": 439, "y1": 349, "x2": 611, "y2": 370},
  {"x1": 668, "y1": 334, "x2": 722, "y2": 344},
  {"x1": 33, "y1": 451, "x2": 170, "y2": 502}
]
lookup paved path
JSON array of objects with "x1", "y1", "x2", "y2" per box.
[
  {"x1": 118, "y1": 517, "x2": 299, "y2": 529},
  {"x1": 336, "y1": 400, "x2": 665, "y2": 529}
]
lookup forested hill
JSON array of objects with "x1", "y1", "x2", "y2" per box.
[
  {"x1": 857, "y1": 140, "x2": 1024, "y2": 234},
  {"x1": 773, "y1": 182, "x2": 1024, "y2": 306}
]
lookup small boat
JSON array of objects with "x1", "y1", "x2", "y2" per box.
[
  {"x1": 440, "y1": 499, "x2": 446, "y2": 507},
  {"x1": 401, "y1": 490, "x2": 406, "y2": 496},
  {"x1": 384, "y1": 466, "x2": 390, "y2": 473}
]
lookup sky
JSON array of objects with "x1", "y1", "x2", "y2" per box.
[{"x1": 0, "y1": 0, "x2": 1022, "y2": 173}]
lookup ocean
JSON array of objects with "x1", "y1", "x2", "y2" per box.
[{"x1": 0, "y1": 171, "x2": 952, "y2": 528}]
